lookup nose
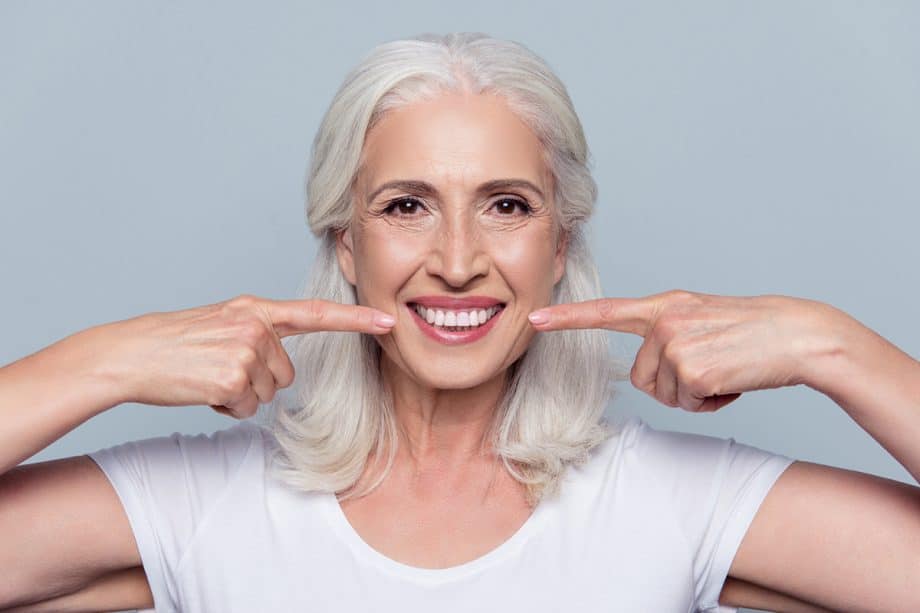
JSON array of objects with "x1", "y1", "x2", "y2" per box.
[{"x1": 425, "y1": 211, "x2": 490, "y2": 288}]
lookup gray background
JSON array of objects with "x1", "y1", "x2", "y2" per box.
[{"x1": 2, "y1": 2, "x2": 919, "y2": 612}]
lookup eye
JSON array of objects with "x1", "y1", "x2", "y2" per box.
[
  {"x1": 491, "y1": 197, "x2": 533, "y2": 216},
  {"x1": 382, "y1": 197, "x2": 426, "y2": 216}
]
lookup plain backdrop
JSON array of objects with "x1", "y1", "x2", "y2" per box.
[{"x1": 2, "y1": 2, "x2": 919, "y2": 612}]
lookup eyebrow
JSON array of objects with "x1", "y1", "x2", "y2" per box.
[{"x1": 367, "y1": 178, "x2": 546, "y2": 203}]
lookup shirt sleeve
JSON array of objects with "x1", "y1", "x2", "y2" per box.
[
  {"x1": 629, "y1": 419, "x2": 796, "y2": 613},
  {"x1": 85, "y1": 420, "x2": 264, "y2": 612}
]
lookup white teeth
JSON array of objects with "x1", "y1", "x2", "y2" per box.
[{"x1": 413, "y1": 304, "x2": 502, "y2": 330}]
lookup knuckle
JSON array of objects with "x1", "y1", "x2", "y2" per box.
[
  {"x1": 278, "y1": 359, "x2": 296, "y2": 388},
  {"x1": 677, "y1": 393, "x2": 696, "y2": 412},
  {"x1": 306, "y1": 300, "x2": 327, "y2": 326},
  {"x1": 357, "y1": 307, "x2": 374, "y2": 326},
  {"x1": 654, "y1": 314, "x2": 682, "y2": 341},
  {"x1": 668, "y1": 289, "x2": 695, "y2": 303},
  {"x1": 233, "y1": 293, "x2": 257, "y2": 306},
  {"x1": 217, "y1": 299, "x2": 236, "y2": 318},
  {"x1": 673, "y1": 289, "x2": 706, "y2": 312},
  {"x1": 219, "y1": 367, "x2": 249, "y2": 396},
  {"x1": 224, "y1": 294, "x2": 254, "y2": 314},
  {"x1": 629, "y1": 362, "x2": 643, "y2": 389},
  {"x1": 595, "y1": 299, "x2": 615, "y2": 322},
  {"x1": 661, "y1": 341, "x2": 682, "y2": 365},
  {"x1": 679, "y1": 363, "x2": 707, "y2": 394},
  {"x1": 235, "y1": 344, "x2": 259, "y2": 366},
  {"x1": 239, "y1": 319, "x2": 267, "y2": 345}
]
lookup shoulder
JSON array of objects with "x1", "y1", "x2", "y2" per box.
[
  {"x1": 82, "y1": 419, "x2": 273, "y2": 611},
  {"x1": 87, "y1": 419, "x2": 270, "y2": 503},
  {"x1": 89, "y1": 419, "x2": 267, "y2": 465},
  {"x1": 599, "y1": 413, "x2": 791, "y2": 475},
  {"x1": 580, "y1": 414, "x2": 794, "y2": 518}
]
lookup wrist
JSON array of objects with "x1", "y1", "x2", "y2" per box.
[
  {"x1": 795, "y1": 301, "x2": 859, "y2": 394},
  {"x1": 58, "y1": 322, "x2": 135, "y2": 411}
]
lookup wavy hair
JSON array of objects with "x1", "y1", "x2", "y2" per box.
[{"x1": 260, "y1": 32, "x2": 629, "y2": 507}]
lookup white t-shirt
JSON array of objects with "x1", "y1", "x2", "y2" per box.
[{"x1": 87, "y1": 414, "x2": 795, "y2": 613}]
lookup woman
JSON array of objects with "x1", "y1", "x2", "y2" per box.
[{"x1": 1, "y1": 32, "x2": 918, "y2": 612}]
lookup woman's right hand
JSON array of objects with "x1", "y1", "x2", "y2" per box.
[{"x1": 93, "y1": 294, "x2": 396, "y2": 419}]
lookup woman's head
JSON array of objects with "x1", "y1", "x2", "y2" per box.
[
  {"x1": 337, "y1": 91, "x2": 564, "y2": 391},
  {"x1": 266, "y1": 32, "x2": 627, "y2": 506},
  {"x1": 310, "y1": 32, "x2": 601, "y2": 391}
]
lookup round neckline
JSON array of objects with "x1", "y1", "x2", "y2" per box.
[{"x1": 321, "y1": 489, "x2": 552, "y2": 583}]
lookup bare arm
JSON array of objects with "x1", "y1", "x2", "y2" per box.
[
  {"x1": 802, "y1": 307, "x2": 920, "y2": 484},
  {"x1": 0, "y1": 296, "x2": 395, "y2": 608},
  {"x1": 0, "y1": 294, "x2": 392, "y2": 475},
  {"x1": 0, "y1": 566, "x2": 153, "y2": 613},
  {"x1": 727, "y1": 307, "x2": 920, "y2": 610},
  {"x1": 0, "y1": 322, "x2": 145, "y2": 608},
  {"x1": 720, "y1": 576, "x2": 834, "y2": 613},
  {"x1": 0, "y1": 548, "x2": 827, "y2": 613},
  {"x1": 0, "y1": 324, "x2": 125, "y2": 475},
  {"x1": 526, "y1": 291, "x2": 920, "y2": 609}
]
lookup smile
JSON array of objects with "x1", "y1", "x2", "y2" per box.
[
  {"x1": 405, "y1": 300, "x2": 506, "y2": 345},
  {"x1": 413, "y1": 304, "x2": 502, "y2": 329}
]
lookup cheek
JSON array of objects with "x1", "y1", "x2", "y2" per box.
[
  {"x1": 354, "y1": 230, "x2": 426, "y2": 300},
  {"x1": 491, "y1": 239, "x2": 558, "y2": 301}
]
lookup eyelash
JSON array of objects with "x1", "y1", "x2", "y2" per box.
[{"x1": 381, "y1": 196, "x2": 533, "y2": 217}]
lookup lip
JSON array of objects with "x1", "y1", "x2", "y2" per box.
[
  {"x1": 407, "y1": 295, "x2": 505, "y2": 309},
  {"x1": 406, "y1": 302, "x2": 505, "y2": 346}
]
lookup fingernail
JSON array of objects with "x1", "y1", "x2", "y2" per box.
[
  {"x1": 375, "y1": 313, "x2": 396, "y2": 327},
  {"x1": 528, "y1": 310, "x2": 549, "y2": 325}
]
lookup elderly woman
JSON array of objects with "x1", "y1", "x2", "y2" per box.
[{"x1": 1, "y1": 32, "x2": 918, "y2": 613}]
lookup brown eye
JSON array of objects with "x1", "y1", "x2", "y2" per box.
[
  {"x1": 492, "y1": 198, "x2": 532, "y2": 215},
  {"x1": 383, "y1": 197, "x2": 424, "y2": 216}
]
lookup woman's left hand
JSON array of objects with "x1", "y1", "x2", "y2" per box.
[{"x1": 528, "y1": 290, "x2": 847, "y2": 413}]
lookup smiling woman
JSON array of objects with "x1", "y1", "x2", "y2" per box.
[
  {"x1": 274, "y1": 35, "x2": 622, "y2": 509},
  {"x1": 3, "y1": 30, "x2": 920, "y2": 613}
]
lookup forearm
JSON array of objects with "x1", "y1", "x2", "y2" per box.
[
  {"x1": 0, "y1": 325, "x2": 125, "y2": 475},
  {"x1": 803, "y1": 306, "x2": 920, "y2": 484}
]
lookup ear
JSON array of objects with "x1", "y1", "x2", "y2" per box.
[
  {"x1": 553, "y1": 228, "x2": 569, "y2": 285},
  {"x1": 335, "y1": 227, "x2": 358, "y2": 286}
]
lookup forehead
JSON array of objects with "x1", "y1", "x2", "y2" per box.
[{"x1": 357, "y1": 92, "x2": 549, "y2": 193}]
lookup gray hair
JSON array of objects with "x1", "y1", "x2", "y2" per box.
[{"x1": 260, "y1": 32, "x2": 629, "y2": 507}]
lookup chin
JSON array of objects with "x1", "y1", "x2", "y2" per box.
[
  {"x1": 386, "y1": 351, "x2": 511, "y2": 391},
  {"x1": 414, "y1": 370, "x2": 501, "y2": 391}
]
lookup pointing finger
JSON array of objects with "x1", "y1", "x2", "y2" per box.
[
  {"x1": 260, "y1": 298, "x2": 396, "y2": 338},
  {"x1": 527, "y1": 297, "x2": 659, "y2": 336}
]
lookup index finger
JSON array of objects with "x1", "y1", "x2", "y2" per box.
[
  {"x1": 527, "y1": 297, "x2": 657, "y2": 336},
  {"x1": 260, "y1": 298, "x2": 396, "y2": 338}
]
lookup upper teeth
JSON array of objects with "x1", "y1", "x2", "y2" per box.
[{"x1": 413, "y1": 304, "x2": 501, "y2": 328}]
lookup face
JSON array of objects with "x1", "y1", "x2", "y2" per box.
[{"x1": 336, "y1": 91, "x2": 567, "y2": 390}]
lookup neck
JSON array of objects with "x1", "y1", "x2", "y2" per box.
[{"x1": 380, "y1": 354, "x2": 509, "y2": 470}]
